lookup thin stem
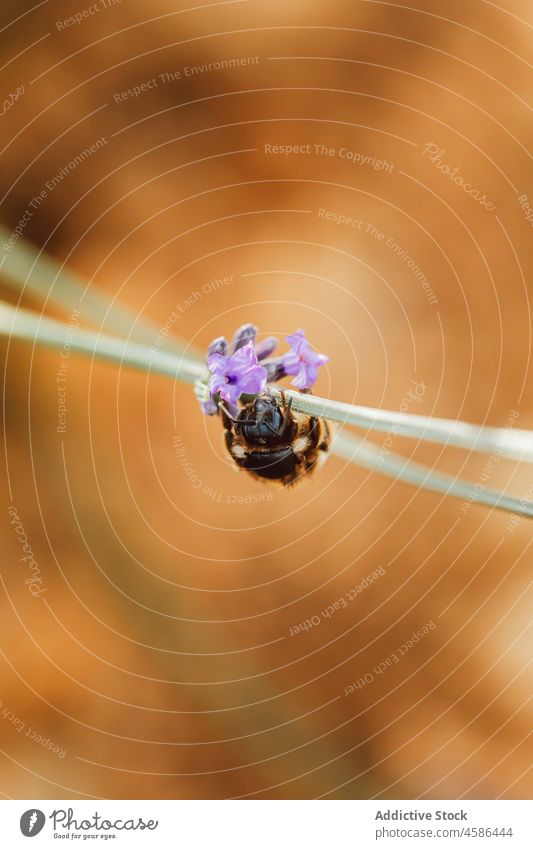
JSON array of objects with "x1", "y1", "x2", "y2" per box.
[
  {"x1": 268, "y1": 387, "x2": 533, "y2": 464},
  {"x1": 332, "y1": 431, "x2": 533, "y2": 518},
  {"x1": 0, "y1": 302, "x2": 205, "y2": 384},
  {"x1": 0, "y1": 227, "x2": 202, "y2": 359}
]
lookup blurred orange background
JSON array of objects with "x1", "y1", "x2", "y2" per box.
[{"x1": 0, "y1": 0, "x2": 531, "y2": 799}]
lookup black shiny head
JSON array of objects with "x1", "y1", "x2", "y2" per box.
[{"x1": 238, "y1": 395, "x2": 292, "y2": 446}]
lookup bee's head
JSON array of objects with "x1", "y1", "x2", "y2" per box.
[{"x1": 238, "y1": 394, "x2": 292, "y2": 445}]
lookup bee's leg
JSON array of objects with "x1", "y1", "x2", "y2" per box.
[
  {"x1": 319, "y1": 419, "x2": 331, "y2": 452},
  {"x1": 306, "y1": 414, "x2": 330, "y2": 453},
  {"x1": 224, "y1": 429, "x2": 234, "y2": 452},
  {"x1": 284, "y1": 455, "x2": 308, "y2": 486},
  {"x1": 281, "y1": 397, "x2": 293, "y2": 433},
  {"x1": 304, "y1": 455, "x2": 318, "y2": 472},
  {"x1": 307, "y1": 416, "x2": 320, "y2": 447},
  {"x1": 274, "y1": 390, "x2": 293, "y2": 435},
  {"x1": 218, "y1": 401, "x2": 241, "y2": 430}
]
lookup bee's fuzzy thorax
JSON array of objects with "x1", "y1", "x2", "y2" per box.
[{"x1": 222, "y1": 391, "x2": 330, "y2": 486}]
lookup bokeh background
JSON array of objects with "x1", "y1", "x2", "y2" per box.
[{"x1": 0, "y1": 0, "x2": 532, "y2": 799}]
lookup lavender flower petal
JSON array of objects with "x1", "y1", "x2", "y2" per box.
[
  {"x1": 207, "y1": 336, "x2": 228, "y2": 358},
  {"x1": 202, "y1": 398, "x2": 219, "y2": 416},
  {"x1": 254, "y1": 336, "x2": 279, "y2": 361},
  {"x1": 264, "y1": 359, "x2": 287, "y2": 382},
  {"x1": 231, "y1": 323, "x2": 257, "y2": 353},
  {"x1": 227, "y1": 342, "x2": 267, "y2": 394},
  {"x1": 203, "y1": 339, "x2": 267, "y2": 412},
  {"x1": 281, "y1": 329, "x2": 328, "y2": 390}
]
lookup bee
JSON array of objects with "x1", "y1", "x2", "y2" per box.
[{"x1": 219, "y1": 391, "x2": 331, "y2": 486}]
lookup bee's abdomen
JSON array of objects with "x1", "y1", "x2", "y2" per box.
[{"x1": 243, "y1": 447, "x2": 297, "y2": 480}]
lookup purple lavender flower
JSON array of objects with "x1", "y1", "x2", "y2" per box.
[
  {"x1": 200, "y1": 325, "x2": 327, "y2": 415},
  {"x1": 201, "y1": 326, "x2": 281, "y2": 415},
  {"x1": 206, "y1": 340, "x2": 267, "y2": 414},
  {"x1": 281, "y1": 329, "x2": 328, "y2": 390}
]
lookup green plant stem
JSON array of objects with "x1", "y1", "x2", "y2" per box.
[
  {"x1": 0, "y1": 226, "x2": 202, "y2": 359},
  {"x1": 0, "y1": 301, "x2": 204, "y2": 384},
  {"x1": 332, "y1": 431, "x2": 533, "y2": 518}
]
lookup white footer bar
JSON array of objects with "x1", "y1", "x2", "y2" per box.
[{"x1": 1, "y1": 799, "x2": 531, "y2": 847}]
